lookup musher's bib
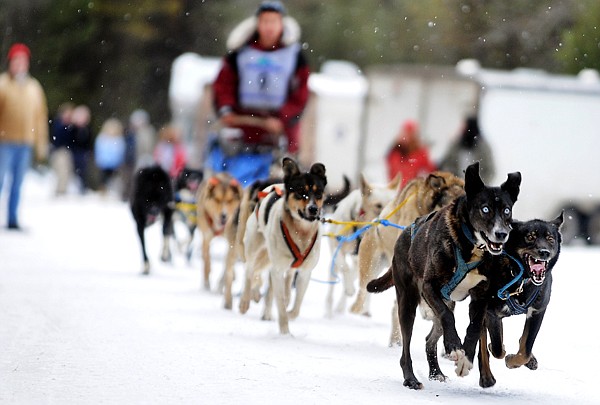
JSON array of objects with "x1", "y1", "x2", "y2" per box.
[{"x1": 237, "y1": 43, "x2": 300, "y2": 111}]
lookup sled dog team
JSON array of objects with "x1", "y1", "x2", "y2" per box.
[{"x1": 131, "y1": 158, "x2": 563, "y2": 390}]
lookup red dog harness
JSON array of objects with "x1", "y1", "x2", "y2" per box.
[
  {"x1": 279, "y1": 220, "x2": 319, "y2": 268},
  {"x1": 256, "y1": 186, "x2": 283, "y2": 220}
]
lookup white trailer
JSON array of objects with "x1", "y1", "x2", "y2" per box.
[
  {"x1": 465, "y1": 62, "x2": 600, "y2": 244},
  {"x1": 357, "y1": 61, "x2": 600, "y2": 244}
]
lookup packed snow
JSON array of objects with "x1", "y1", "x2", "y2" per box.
[{"x1": 1, "y1": 170, "x2": 599, "y2": 404}]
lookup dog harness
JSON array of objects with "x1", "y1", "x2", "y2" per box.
[
  {"x1": 440, "y1": 223, "x2": 484, "y2": 301},
  {"x1": 497, "y1": 252, "x2": 542, "y2": 315},
  {"x1": 256, "y1": 186, "x2": 283, "y2": 222},
  {"x1": 280, "y1": 220, "x2": 319, "y2": 268},
  {"x1": 174, "y1": 192, "x2": 197, "y2": 224},
  {"x1": 205, "y1": 213, "x2": 224, "y2": 236}
]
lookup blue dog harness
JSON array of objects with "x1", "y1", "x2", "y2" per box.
[
  {"x1": 440, "y1": 223, "x2": 484, "y2": 301},
  {"x1": 497, "y1": 252, "x2": 542, "y2": 315}
]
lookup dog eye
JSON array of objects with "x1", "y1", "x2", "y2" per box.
[
  {"x1": 503, "y1": 207, "x2": 511, "y2": 216},
  {"x1": 481, "y1": 206, "x2": 490, "y2": 214},
  {"x1": 526, "y1": 233, "x2": 536, "y2": 242},
  {"x1": 547, "y1": 235, "x2": 555, "y2": 243}
]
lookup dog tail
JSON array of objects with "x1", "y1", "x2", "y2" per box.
[
  {"x1": 366, "y1": 268, "x2": 394, "y2": 293},
  {"x1": 323, "y1": 175, "x2": 351, "y2": 208}
]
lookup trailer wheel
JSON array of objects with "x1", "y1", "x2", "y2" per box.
[
  {"x1": 587, "y1": 208, "x2": 600, "y2": 245},
  {"x1": 560, "y1": 205, "x2": 586, "y2": 245}
]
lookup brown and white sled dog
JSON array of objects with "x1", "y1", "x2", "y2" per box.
[
  {"x1": 239, "y1": 157, "x2": 327, "y2": 335},
  {"x1": 196, "y1": 172, "x2": 243, "y2": 291},
  {"x1": 222, "y1": 177, "x2": 282, "y2": 309},
  {"x1": 325, "y1": 173, "x2": 400, "y2": 318},
  {"x1": 349, "y1": 171, "x2": 465, "y2": 323}
]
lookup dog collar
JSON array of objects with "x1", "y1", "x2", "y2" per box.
[{"x1": 280, "y1": 220, "x2": 319, "y2": 268}]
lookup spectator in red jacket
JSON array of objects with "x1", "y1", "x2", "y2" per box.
[
  {"x1": 386, "y1": 119, "x2": 437, "y2": 188},
  {"x1": 209, "y1": 1, "x2": 310, "y2": 186}
]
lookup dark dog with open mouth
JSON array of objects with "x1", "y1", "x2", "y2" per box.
[
  {"x1": 367, "y1": 162, "x2": 521, "y2": 389},
  {"x1": 478, "y1": 213, "x2": 563, "y2": 388},
  {"x1": 130, "y1": 165, "x2": 175, "y2": 275}
]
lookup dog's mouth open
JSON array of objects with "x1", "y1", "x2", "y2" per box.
[
  {"x1": 525, "y1": 254, "x2": 548, "y2": 285},
  {"x1": 480, "y1": 232, "x2": 504, "y2": 255}
]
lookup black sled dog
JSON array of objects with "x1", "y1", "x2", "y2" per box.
[
  {"x1": 130, "y1": 165, "x2": 175, "y2": 275},
  {"x1": 478, "y1": 213, "x2": 563, "y2": 388},
  {"x1": 367, "y1": 162, "x2": 521, "y2": 389}
]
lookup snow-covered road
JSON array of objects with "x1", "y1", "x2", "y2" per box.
[{"x1": 1, "y1": 171, "x2": 598, "y2": 404}]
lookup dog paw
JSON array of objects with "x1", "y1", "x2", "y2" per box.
[
  {"x1": 403, "y1": 377, "x2": 424, "y2": 390},
  {"x1": 454, "y1": 355, "x2": 473, "y2": 377},
  {"x1": 142, "y1": 263, "x2": 150, "y2": 275},
  {"x1": 223, "y1": 300, "x2": 232, "y2": 310},
  {"x1": 525, "y1": 355, "x2": 538, "y2": 370},
  {"x1": 261, "y1": 312, "x2": 272, "y2": 321},
  {"x1": 279, "y1": 323, "x2": 290, "y2": 335},
  {"x1": 251, "y1": 288, "x2": 261, "y2": 303},
  {"x1": 349, "y1": 301, "x2": 363, "y2": 314},
  {"x1": 429, "y1": 371, "x2": 447, "y2": 382},
  {"x1": 287, "y1": 309, "x2": 299, "y2": 320},
  {"x1": 479, "y1": 374, "x2": 496, "y2": 388},
  {"x1": 239, "y1": 299, "x2": 250, "y2": 314},
  {"x1": 446, "y1": 348, "x2": 465, "y2": 362},
  {"x1": 505, "y1": 354, "x2": 524, "y2": 369}
]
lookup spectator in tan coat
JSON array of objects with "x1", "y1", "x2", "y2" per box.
[{"x1": 0, "y1": 43, "x2": 48, "y2": 230}]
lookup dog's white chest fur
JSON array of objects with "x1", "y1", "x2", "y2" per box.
[{"x1": 449, "y1": 269, "x2": 487, "y2": 302}]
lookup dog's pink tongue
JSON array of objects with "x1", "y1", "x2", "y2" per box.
[{"x1": 530, "y1": 262, "x2": 545, "y2": 274}]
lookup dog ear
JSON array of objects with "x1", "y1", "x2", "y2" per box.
[
  {"x1": 310, "y1": 162, "x2": 326, "y2": 180},
  {"x1": 282, "y1": 157, "x2": 300, "y2": 178},
  {"x1": 388, "y1": 172, "x2": 402, "y2": 190},
  {"x1": 501, "y1": 171, "x2": 522, "y2": 203},
  {"x1": 425, "y1": 173, "x2": 446, "y2": 191},
  {"x1": 464, "y1": 162, "x2": 484, "y2": 198},
  {"x1": 360, "y1": 173, "x2": 372, "y2": 197},
  {"x1": 552, "y1": 210, "x2": 564, "y2": 230},
  {"x1": 229, "y1": 178, "x2": 243, "y2": 197}
]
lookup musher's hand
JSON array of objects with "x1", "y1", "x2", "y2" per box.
[
  {"x1": 220, "y1": 112, "x2": 238, "y2": 128},
  {"x1": 263, "y1": 117, "x2": 284, "y2": 135}
]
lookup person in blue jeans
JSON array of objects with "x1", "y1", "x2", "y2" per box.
[{"x1": 0, "y1": 43, "x2": 48, "y2": 230}]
